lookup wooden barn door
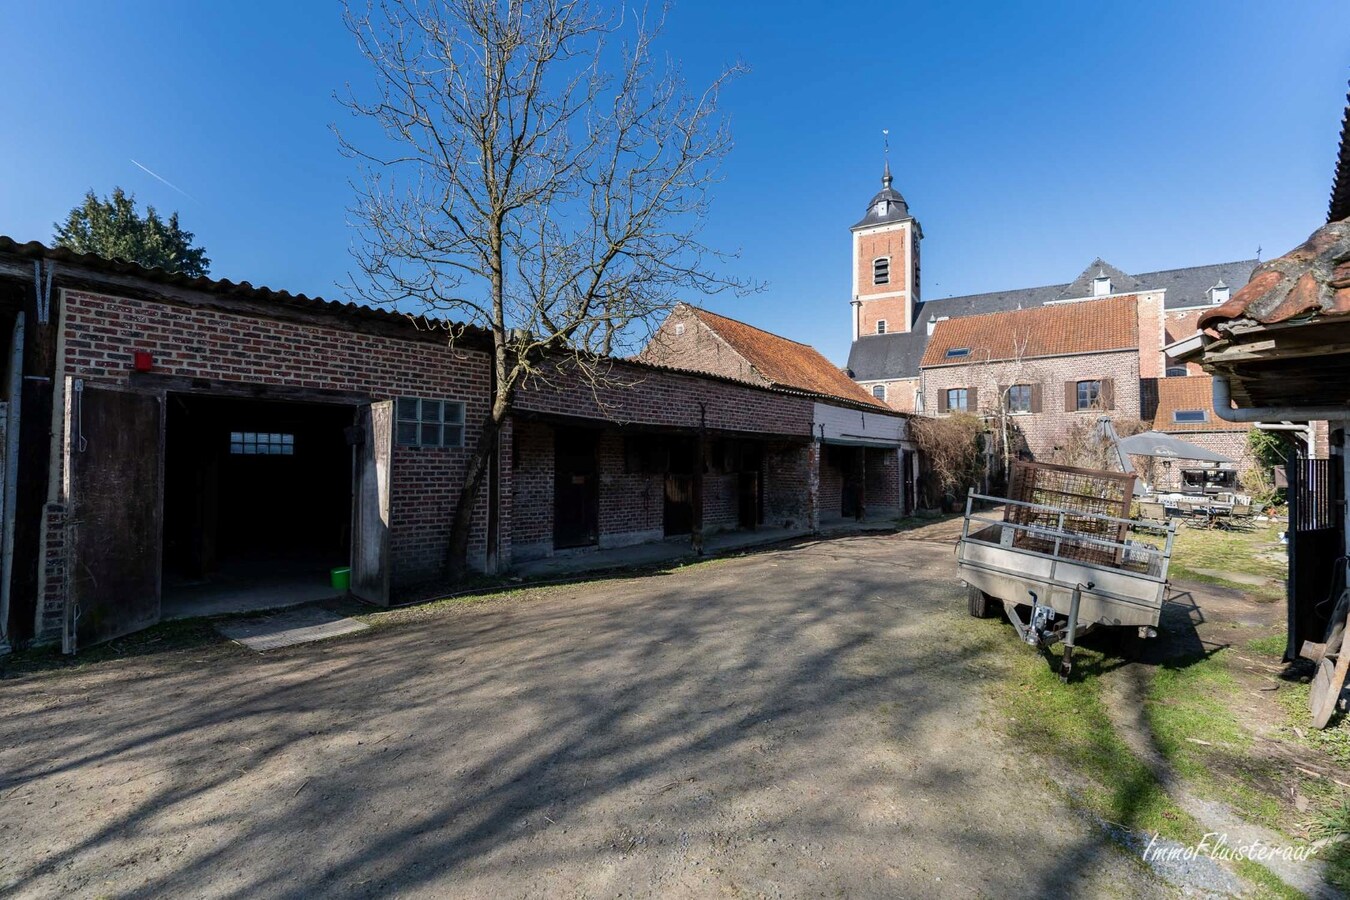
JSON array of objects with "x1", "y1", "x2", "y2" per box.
[
  {"x1": 351, "y1": 401, "x2": 394, "y2": 605},
  {"x1": 554, "y1": 427, "x2": 599, "y2": 549},
  {"x1": 65, "y1": 380, "x2": 164, "y2": 649}
]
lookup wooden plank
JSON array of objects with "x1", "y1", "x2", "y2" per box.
[{"x1": 129, "y1": 373, "x2": 371, "y2": 406}]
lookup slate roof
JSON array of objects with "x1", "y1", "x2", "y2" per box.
[
  {"x1": 852, "y1": 162, "x2": 914, "y2": 230},
  {"x1": 849, "y1": 256, "x2": 1259, "y2": 380},
  {"x1": 920, "y1": 295, "x2": 1139, "y2": 368},
  {"x1": 1153, "y1": 376, "x2": 1248, "y2": 433},
  {"x1": 685, "y1": 306, "x2": 890, "y2": 408}
]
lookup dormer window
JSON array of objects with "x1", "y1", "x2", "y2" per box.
[
  {"x1": 876, "y1": 320, "x2": 887, "y2": 334},
  {"x1": 1209, "y1": 281, "x2": 1230, "y2": 304},
  {"x1": 944, "y1": 347, "x2": 970, "y2": 359},
  {"x1": 1093, "y1": 272, "x2": 1111, "y2": 296},
  {"x1": 873, "y1": 257, "x2": 890, "y2": 285}
]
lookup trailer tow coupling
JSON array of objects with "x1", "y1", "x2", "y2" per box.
[{"x1": 1001, "y1": 582, "x2": 1094, "y2": 682}]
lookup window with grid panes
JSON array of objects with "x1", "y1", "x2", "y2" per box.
[{"x1": 395, "y1": 398, "x2": 465, "y2": 448}]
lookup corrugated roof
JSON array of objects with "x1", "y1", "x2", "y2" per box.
[
  {"x1": 1153, "y1": 376, "x2": 1248, "y2": 433},
  {"x1": 685, "y1": 306, "x2": 890, "y2": 408},
  {"x1": 1199, "y1": 220, "x2": 1350, "y2": 329},
  {"x1": 0, "y1": 235, "x2": 485, "y2": 339},
  {"x1": 921, "y1": 294, "x2": 1139, "y2": 368}
]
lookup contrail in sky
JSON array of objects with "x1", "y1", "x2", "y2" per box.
[{"x1": 130, "y1": 159, "x2": 195, "y2": 201}]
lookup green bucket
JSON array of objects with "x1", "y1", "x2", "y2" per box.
[{"x1": 330, "y1": 566, "x2": 352, "y2": 591}]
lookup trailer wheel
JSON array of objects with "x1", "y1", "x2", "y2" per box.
[{"x1": 967, "y1": 584, "x2": 998, "y2": 618}]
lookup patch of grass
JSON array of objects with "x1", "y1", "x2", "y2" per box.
[
  {"x1": 0, "y1": 615, "x2": 233, "y2": 679},
  {"x1": 1166, "y1": 523, "x2": 1288, "y2": 601},
  {"x1": 1275, "y1": 683, "x2": 1350, "y2": 768},
  {"x1": 1247, "y1": 634, "x2": 1288, "y2": 658},
  {"x1": 959, "y1": 612, "x2": 1313, "y2": 896}
]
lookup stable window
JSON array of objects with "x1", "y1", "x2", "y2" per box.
[
  {"x1": 876, "y1": 320, "x2": 888, "y2": 334},
  {"x1": 872, "y1": 384, "x2": 887, "y2": 400},
  {"x1": 1006, "y1": 384, "x2": 1032, "y2": 413},
  {"x1": 1076, "y1": 380, "x2": 1101, "y2": 410},
  {"x1": 873, "y1": 257, "x2": 890, "y2": 285},
  {"x1": 396, "y1": 397, "x2": 466, "y2": 448},
  {"x1": 946, "y1": 388, "x2": 968, "y2": 412},
  {"x1": 229, "y1": 432, "x2": 294, "y2": 456},
  {"x1": 1173, "y1": 409, "x2": 1207, "y2": 424}
]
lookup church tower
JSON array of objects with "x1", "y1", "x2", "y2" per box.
[{"x1": 850, "y1": 161, "x2": 922, "y2": 340}]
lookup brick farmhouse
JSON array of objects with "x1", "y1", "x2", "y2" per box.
[{"x1": 0, "y1": 238, "x2": 909, "y2": 651}]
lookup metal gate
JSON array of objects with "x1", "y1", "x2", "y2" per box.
[{"x1": 1286, "y1": 457, "x2": 1344, "y2": 661}]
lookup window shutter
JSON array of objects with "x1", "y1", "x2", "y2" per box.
[
  {"x1": 1029, "y1": 382, "x2": 1042, "y2": 413},
  {"x1": 1101, "y1": 377, "x2": 1115, "y2": 410},
  {"x1": 1065, "y1": 381, "x2": 1076, "y2": 412},
  {"x1": 967, "y1": 386, "x2": 978, "y2": 412},
  {"x1": 937, "y1": 388, "x2": 948, "y2": 413}
]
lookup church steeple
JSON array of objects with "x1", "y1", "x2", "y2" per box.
[{"x1": 849, "y1": 160, "x2": 922, "y2": 341}]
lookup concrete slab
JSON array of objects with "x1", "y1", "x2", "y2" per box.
[
  {"x1": 162, "y1": 563, "x2": 342, "y2": 620},
  {"x1": 214, "y1": 607, "x2": 368, "y2": 652}
]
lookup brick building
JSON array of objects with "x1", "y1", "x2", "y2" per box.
[
  {"x1": 0, "y1": 237, "x2": 908, "y2": 651},
  {"x1": 839, "y1": 165, "x2": 1273, "y2": 478},
  {"x1": 641, "y1": 303, "x2": 916, "y2": 523}
]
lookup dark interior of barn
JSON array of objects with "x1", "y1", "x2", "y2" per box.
[{"x1": 161, "y1": 394, "x2": 353, "y2": 618}]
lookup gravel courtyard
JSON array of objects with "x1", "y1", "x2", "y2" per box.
[{"x1": 0, "y1": 533, "x2": 1165, "y2": 898}]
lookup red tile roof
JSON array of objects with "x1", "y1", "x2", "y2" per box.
[
  {"x1": 921, "y1": 295, "x2": 1139, "y2": 367},
  {"x1": 1200, "y1": 219, "x2": 1350, "y2": 329},
  {"x1": 685, "y1": 306, "x2": 890, "y2": 408},
  {"x1": 1153, "y1": 376, "x2": 1248, "y2": 433}
]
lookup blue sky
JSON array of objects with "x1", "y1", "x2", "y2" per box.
[{"x1": 1, "y1": 1, "x2": 1347, "y2": 365}]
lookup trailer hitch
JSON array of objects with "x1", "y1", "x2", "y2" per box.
[{"x1": 1001, "y1": 583, "x2": 1094, "y2": 682}]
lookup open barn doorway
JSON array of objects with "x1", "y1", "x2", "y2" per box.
[{"x1": 161, "y1": 393, "x2": 354, "y2": 619}]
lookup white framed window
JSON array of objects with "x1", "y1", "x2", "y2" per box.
[
  {"x1": 872, "y1": 384, "x2": 887, "y2": 400},
  {"x1": 876, "y1": 319, "x2": 888, "y2": 334},
  {"x1": 946, "y1": 388, "x2": 968, "y2": 412},
  {"x1": 1093, "y1": 274, "x2": 1111, "y2": 296},
  {"x1": 396, "y1": 397, "x2": 466, "y2": 448},
  {"x1": 1006, "y1": 384, "x2": 1032, "y2": 413},
  {"x1": 873, "y1": 257, "x2": 890, "y2": 285},
  {"x1": 230, "y1": 432, "x2": 294, "y2": 456},
  {"x1": 1076, "y1": 380, "x2": 1102, "y2": 410}
]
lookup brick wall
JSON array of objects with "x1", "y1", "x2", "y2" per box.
[
  {"x1": 514, "y1": 358, "x2": 815, "y2": 438},
  {"x1": 858, "y1": 377, "x2": 919, "y2": 413},
  {"x1": 763, "y1": 442, "x2": 812, "y2": 530},
  {"x1": 856, "y1": 228, "x2": 908, "y2": 296},
  {"x1": 640, "y1": 306, "x2": 763, "y2": 385},
  {"x1": 1135, "y1": 291, "x2": 1166, "y2": 379},
  {"x1": 864, "y1": 447, "x2": 901, "y2": 513},
  {"x1": 49, "y1": 289, "x2": 494, "y2": 635},
  {"x1": 818, "y1": 451, "x2": 843, "y2": 519},
  {"x1": 858, "y1": 297, "x2": 910, "y2": 340},
  {"x1": 511, "y1": 419, "x2": 555, "y2": 559},
  {"x1": 921, "y1": 349, "x2": 1142, "y2": 459},
  {"x1": 597, "y1": 431, "x2": 665, "y2": 548}
]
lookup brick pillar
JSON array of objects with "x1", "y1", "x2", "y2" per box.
[{"x1": 807, "y1": 442, "x2": 821, "y2": 532}]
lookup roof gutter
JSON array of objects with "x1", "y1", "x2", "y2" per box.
[{"x1": 1211, "y1": 375, "x2": 1350, "y2": 423}]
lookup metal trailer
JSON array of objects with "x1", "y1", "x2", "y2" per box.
[{"x1": 956, "y1": 489, "x2": 1178, "y2": 680}]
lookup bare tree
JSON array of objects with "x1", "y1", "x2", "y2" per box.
[
  {"x1": 955, "y1": 332, "x2": 1038, "y2": 483},
  {"x1": 337, "y1": 0, "x2": 747, "y2": 577}
]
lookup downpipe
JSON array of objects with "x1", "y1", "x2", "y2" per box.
[{"x1": 1212, "y1": 375, "x2": 1350, "y2": 424}]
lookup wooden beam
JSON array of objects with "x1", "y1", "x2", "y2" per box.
[{"x1": 129, "y1": 373, "x2": 372, "y2": 405}]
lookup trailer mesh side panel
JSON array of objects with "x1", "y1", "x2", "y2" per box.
[{"x1": 1005, "y1": 462, "x2": 1135, "y2": 565}]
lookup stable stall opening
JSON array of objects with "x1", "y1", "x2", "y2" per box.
[{"x1": 161, "y1": 393, "x2": 354, "y2": 618}]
